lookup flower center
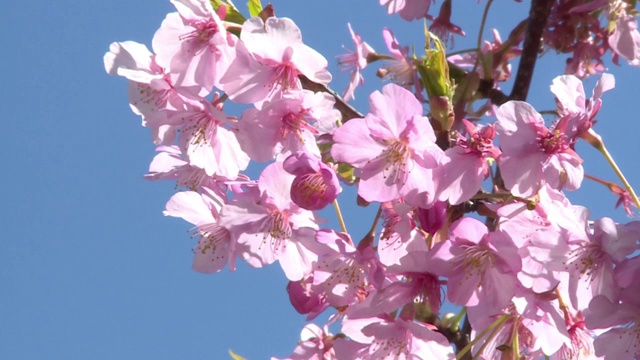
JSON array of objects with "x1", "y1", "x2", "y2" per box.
[
  {"x1": 382, "y1": 140, "x2": 412, "y2": 184},
  {"x1": 281, "y1": 110, "x2": 317, "y2": 141},
  {"x1": 274, "y1": 62, "x2": 300, "y2": 91},
  {"x1": 565, "y1": 243, "x2": 605, "y2": 283},
  {"x1": 180, "y1": 20, "x2": 219, "y2": 47},
  {"x1": 292, "y1": 172, "x2": 327, "y2": 201},
  {"x1": 259, "y1": 210, "x2": 292, "y2": 252},
  {"x1": 193, "y1": 224, "x2": 229, "y2": 257},
  {"x1": 538, "y1": 129, "x2": 570, "y2": 154},
  {"x1": 453, "y1": 243, "x2": 495, "y2": 281},
  {"x1": 182, "y1": 109, "x2": 219, "y2": 148}
]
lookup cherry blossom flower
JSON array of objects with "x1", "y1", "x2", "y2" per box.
[
  {"x1": 437, "y1": 119, "x2": 500, "y2": 205},
  {"x1": 550, "y1": 73, "x2": 615, "y2": 138},
  {"x1": 426, "y1": 0, "x2": 465, "y2": 47},
  {"x1": 152, "y1": 0, "x2": 234, "y2": 91},
  {"x1": 163, "y1": 187, "x2": 235, "y2": 273},
  {"x1": 377, "y1": 28, "x2": 424, "y2": 100},
  {"x1": 609, "y1": 14, "x2": 640, "y2": 66},
  {"x1": 311, "y1": 230, "x2": 384, "y2": 308},
  {"x1": 236, "y1": 91, "x2": 338, "y2": 162},
  {"x1": 220, "y1": 17, "x2": 331, "y2": 104},
  {"x1": 337, "y1": 23, "x2": 375, "y2": 102},
  {"x1": 337, "y1": 315, "x2": 455, "y2": 359},
  {"x1": 103, "y1": 41, "x2": 200, "y2": 144},
  {"x1": 218, "y1": 161, "x2": 321, "y2": 281},
  {"x1": 272, "y1": 324, "x2": 337, "y2": 360},
  {"x1": 512, "y1": 291, "x2": 572, "y2": 356},
  {"x1": 377, "y1": 200, "x2": 428, "y2": 266},
  {"x1": 372, "y1": 251, "x2": 444, "y2": 316},
  {"x1": 585, "y1": 294, "x2": 640, "y2": 359},
  {"x1": 495, "y1": 100, "x2": 584, "y2": 198},
  {"x1": 166, "y1": 100, "x2": 250, "y2": 179},
  {"x1": 331, "y1": 83, "x2": 444, "y2": 205},
  {"x1": 552, "y1": 312, "x2": 599, "y2": 360},
  {"x1": 497, "y1": 185, "x2": 586, "y2": 294},
  {"x1": 379, "y1": 0, "x2": 433, "y2": 21},
  {"x1": 430, "y1": 217, "x2": 521, "y2": 311}
]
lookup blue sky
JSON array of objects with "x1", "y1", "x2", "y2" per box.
[{"x1": 2, "y1": 1, "x2": 640, "y2": 359}]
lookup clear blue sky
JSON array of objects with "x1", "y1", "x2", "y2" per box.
[{"x1": 2, "y1": 1, "x2": 640, "y2": 359}]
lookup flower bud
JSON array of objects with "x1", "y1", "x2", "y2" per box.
[
  {"x1": 417, "y1": 201, "x2": 448, "y2": 235},
  {"x1": 283, "y1": 152, "x2": 342, "y2": 210}
]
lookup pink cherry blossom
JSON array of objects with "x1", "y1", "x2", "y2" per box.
[
  {"x1": 338, "y1": 315, "x2": 455, "y2": 359},
  {"x1": 331, "y1": 83, "x2": 444, "y2": 205},
  {"x1": 550, "y1": 73, "x2": 615, "y2": 138},
  {"x1": 560, "y1": 217, "x2": 640, "y2": 310},
  {"x1": 152, "y1": 0, "x2": 234, "y2": 91},
  {"x1": 378, "y1": 28, "x2": 424, "y2": 100},
  {"x1": 144, "y1": 145, "x2": 231, "y2": 194},
  {"x1": 104, "y1": 41, "x2": 200, "y2": 144},
  {"x1": 468, "y1": 305, "x2": 540, "y2": 359},
  {"x1": 426, "y1": 0, "x2": 465, "y2": 47},
  {"x1": 437, "y1": 119, "x2": 500, "y2": 205},
  {"x1": 585, "y1": 294, "x2": 640, "y2": 359},
  {"x1": 430, "y1": 217, "x2": 521, "y2": 311},
  {"x1": 609, "y1": 14, "x2": 640, "y2": 66},
  {"x1": 552, "y1": 312, "x2": 599, "y2": 360},
  {"x1": 218, "y1": 161, "x2": 321, "y2": 281},
  {"x1": 165, "y1": 100, "x2": 250, "y2": 179},
  {"x1": 372, "y1": 251, "x2": 444, "y2": 316},
  {"x1": 379, "y1": 0, "x2": 433, "y2": 21},
  {"x1": 337, "y1": 23, "x2": 375, "y2": 102},
  {"x1": 163, "y1": 187, "x2": 235, "y2": 273},
  {"x1": 220, "y1": 17, "x2": 331, "y2": 104},
  {"x1": 236, "y1": 91, "x2": 338, "y2": 162},
  {"x1": 377, "y1": 200, "x2": 431, "y2": 266},
  {"x1": 512, "y1": 291, "x2": 572, "y2": 356},
  {"x1": 495, "y1": 100, "x2": 584, "y2": 198},
  {"x1": 497, "y1": 185, "x2": 586, "y2": 294},
  {"x1": 273, "y1": 324, "x2": 337, "y2": 360},
  {"x1": 311, "y1": 230, "x2": 384, "y2": 308}
]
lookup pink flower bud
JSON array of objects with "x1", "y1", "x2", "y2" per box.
[
  {"x1": 283, "y1": 152, "x2": 342, "y2": 211},
  {"x1": 286, "y1": 278, "x2": 328, "y2": 320},
  {"x1": 417, "y1": 201, "x2": 448, "y2": 235}
]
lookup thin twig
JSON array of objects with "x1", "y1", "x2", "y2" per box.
[
  {"x1": 509, "y1": 0, "x2": 554, "y2": 101},
  {"x1": 298, "y1": 75, "x2": 365, "y2": 122}
]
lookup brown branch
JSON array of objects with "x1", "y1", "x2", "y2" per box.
[
  {"x1": 478, "y1": 79, "x2": 509, "y2": 106},
  {"x1": 298, "y1": 75, "x2": 365, "y2": 122},
  {"x1": 509, "y1": 0, "x2": 554, "y2": 101}
]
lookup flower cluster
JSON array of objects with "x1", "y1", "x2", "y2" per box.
[{"x1": 106, "y1": 0, "x2": 640, "y2": 359}]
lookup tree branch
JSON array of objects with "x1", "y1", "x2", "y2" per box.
[
  {"x1": 298, "y1": 75, "x2": 365, "y2": 122},
  {"x1": 509, "y1": 0, "x2": 554, "y2": 101}
]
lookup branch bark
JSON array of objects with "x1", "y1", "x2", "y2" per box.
[
  {"x1": 509, "y1": 0, "x2": 554, "y2": 101},
  {"x1": 298, "y1": 75, "x2": 364, "y2": 122}
]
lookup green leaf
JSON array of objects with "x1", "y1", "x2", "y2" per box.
[
  {"x1": 247, "y1": 0, "x2": 263, "y2": 17},
  {"x1": 229, "y1": 349, "x2": 246, "y2": 360},
  {"x1": 337, "y1": 163, "x2": 356, "y2": 184},
  {"x1": 210, "y1": 0, "x2": 247, "y2": 25}
]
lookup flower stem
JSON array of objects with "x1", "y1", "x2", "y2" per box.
[
  {"x1": 457, "y1": 314, "x2": 509, "y2": 360},
  {"x1": 333, "y1": 199, "x2": 348, "y2": 233},
  {"x1": 366, "y1": 205, "x2": 383, "y2": 239},
  {"x1": 450, "y1": 307, "x2": 467, "y2": 332},
  {"x1": 594, "y1": 139, "x2": 640, "y2": 210},
  {"x1": 472, "y1": 0, "x2": 493, "y2": 77}
]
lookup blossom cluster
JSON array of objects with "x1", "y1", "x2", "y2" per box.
[{"x1": 106, "y1": 0, "x2": 640, "y2": 359}]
